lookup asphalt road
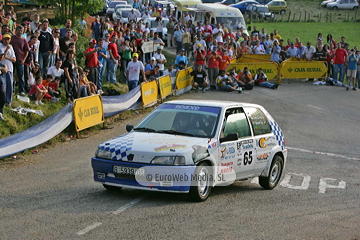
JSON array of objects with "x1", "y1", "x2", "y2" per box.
[{"x1": 1, "y1": 80, "x2": 359, "y2": 240}]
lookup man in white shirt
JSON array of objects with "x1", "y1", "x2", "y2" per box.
[
  {"x1": 126, "y1": 53, "x2": 147, "y2": 91},
  {"x1": 0, "y1": 34, "x2": 16, "y2": 106},
  {"x1": 212, "y1": 23, "x2": 223, "y2": 36},
  {"x1": 302, "y1": 41, "x2": 315, "y2": 60},
  {"x1": 286, "y1": 42, "x2": 298, "y2": 58},
  {"x1": 47, "y1": 58, "x2": 64, "y2": 80},
  {"x1": 153, "y1": 46, "x2": 167, "y2": 75},
  {"x1": 141, "y1": 10, "x2": 151, "y2": 20},
  {"x1": 128, "y1": 9, "x2": 138, "y2": 22}
]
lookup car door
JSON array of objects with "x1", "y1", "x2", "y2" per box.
[
  {"x1": 339, "y1": 0, "x2": 348, "y2": 8},
  {"x1": 244, "y1": 107, "x2": 274, "y2": 176},
  {"x1": 219, "y1": 107, "x2": 255, "y2": 179}
]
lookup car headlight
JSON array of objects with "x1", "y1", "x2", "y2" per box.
[
  {"x1": 96, "y1": 148, "x2": 114, "y2": 160},
  {"x1": 151, "y1": 156, "x2": 186, "y2": 165}
]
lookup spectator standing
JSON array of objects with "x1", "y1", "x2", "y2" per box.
[
  {"x1": 97, "y1": 38, "x2": 107, "y2": 89},
  {"x1": 219, "y1": 48, "x2": 231, "y2": 71},
  {"x1": 333, "y1": 43, "x2": 348, "y2": 82},
  {"x1": 121, "y1": 40, "x2": 133, "y2": 82},
  {"x1": 181, "y1": 27, "x2": 191, "y2": 58},
  {"x1": 174, "y1": 25, "x2": 183, "y2": 54},
  {"x1": 0, "y1": 34, "x2": 15, "y2": 107},
  {"x1": 24, "y1": 36, "x2": 37, "y2": 91},
  {"x1": 207, "y1": 46, "x2": 222, "y2": 90},
  {"x1": 107, "y1": 35, "x2": 120, "y2": 85},
  {"x1": 59, "y1": 29, "x2": 72, "y2": 61},
  {"x1": 166, "y1": 17, "x2": 175, "y2": 48},
  {"x1": 193, "y1": 43, "x2": 206, "y2": 70},
  {"x1": 0, "y1": 49, "x2": 7, "y2": 120},
  {"x1": 126, "y1": 53, "x2": 146, "y2": 91},
  {"x1": 270, "y1": 41, "x2": 281, "y2": 62},
  {"x1": 11, "y1": 25, "x2": 30, "y2": 95},
  {"x1": 345, "y1": 49, "x2": 359, "y2": 91},
  {"x1": 91, "y1": 16, "x2": 101, "y2": 40},
  {"x1": 302, "y1": 41, "x2": 315, "y2": 61},
  {"x1": 286, "y1": 42, "x2": 298, "y2": 58},
  {"x1": 85, "y1": 39, "x2": 100, "y2": 88},
  {"x1": 145, "y1": 57, "x2": 156, "y2": 71},
  {"x1": 38, "y1": 19, "x2": 54, "y2": 77},
  {"x1": 153, "y1": 46, "x2": 166, "y2": 76},
  {"x1": 175, "y1": 49, "x2": 188, "y2": 69},
  {"x1": 62, "y1": 50, "x2": 78, "y2": 102},
  {"x1": 30, "y1": 14, "x2": 40, "y2": 32},
  {"x1": 50, "y1": 28, "x2": 60, "y2": 67},
  {"x1": 60, "y1": 19, "x2": 73, "y2": 38}
]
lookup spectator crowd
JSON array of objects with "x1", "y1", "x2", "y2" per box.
[{"x1": 0, "y1": 2, "x2": 359, "y2": 121}]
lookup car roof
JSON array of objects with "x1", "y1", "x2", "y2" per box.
[
  {"x1": 232, "y1": 0, "x2": 259, "y2": 5},
  {"x1": 165, "y1": 99, "x2": 262, "y2": 109}
]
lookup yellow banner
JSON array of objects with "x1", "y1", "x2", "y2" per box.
[
  {"x1": 158, "y1": 75, "x2": 172, "y2": 99},
  {"x1": 226, "y1": 62, "x2": 279, "y2": 80},
  {"x1": 141, "y1": 80, "x2": 158, "y2": 107},
  {"x1": 73, "y1": 95, "x2": 104, "y2": 132},
  {"x1": 236, "y1": 54, "x2": 272, "y2": 63},
  {"x1": 280, "y1": 61, "x2": 328, "y2": 79},
  {"x1": 176, "y1": 67, "x2": 193, "y2": 90}
]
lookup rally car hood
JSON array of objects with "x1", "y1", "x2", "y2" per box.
[{"x1": 98, "y1": 132, "x2": 212, "y2": 163}]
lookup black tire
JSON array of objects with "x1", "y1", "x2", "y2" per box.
[
  {"x1": 353, "y1": 6, "x2": 358, "y2": 9},
  {"x1": 103, "y1": 184, "x2": 122, "y2": 191},
  {"x1": 189, "y1": 162, "x2": 212, "y2": 202},
  {"x1": 280, "y1": 10, "x2": 286, "y2": 14},
  {"x1": 259, "y1": 155, "x2": 284, "y2": 189},
  {"x1": 332, "y1": 6, "x2": 338, "y2": 10}
]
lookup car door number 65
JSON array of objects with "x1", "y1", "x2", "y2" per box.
[{"x1": 244, "y1": 151, "x2": 253, "y2": 165}]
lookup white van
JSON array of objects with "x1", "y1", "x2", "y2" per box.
[{"x1": 191, "y1": 3, "x2": 248, "y2": 33}]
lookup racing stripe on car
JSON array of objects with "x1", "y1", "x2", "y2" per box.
[{"x1": 270, "y1": 121, "x2": 285, "y2": 150}]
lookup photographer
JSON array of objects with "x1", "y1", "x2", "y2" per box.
[
  {"x1": 84, "y1": 39, "x2": 100, "y2": 87},
  {"x1": 236, "y1": 67, "x2": 254, "y2": 90},
  {"x1": 194, "y1": 43, "x2": 206, "y2": 70},
  {"x1": 254, "y1": 68, "x2": 279, "y2": 90},
  {"x1": 346, "y1": 49, "x2": 359, "y2": 91},
  {"x1": 270, "y1": 40, "x2": 281, "y2": 62},
  {"x1": 206, "y1": 46, "x2": 222, "y2": 90}
]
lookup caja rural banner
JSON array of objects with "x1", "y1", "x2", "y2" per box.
[
  {"x1": 226, "y1": 62, "x2": 279, "y2": 80},
  {"x1": 73, "y1": 95, "x2": 104, "y2": 132},
  {"x1": 236, "y1": 54, "x2": 272, "y2": 63},
  {"x1": 141, "y1": 80, "x2": 158, "y2": 107},
  {"x1": 176, "y1": 67, "x2": 193, "y2": 90},
  {"x1": 280, "y1": 60, "x2": 328, "y2": 79},
  {"x1": 158, "y1": 75, "x2": 172, "y2": 99}
]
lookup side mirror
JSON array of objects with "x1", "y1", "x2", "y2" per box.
[
  {"x1": 126, "y1": 124, "x2": 134, "y2": 132},
  {"x1": 220, "y1": 133, "x2": 239, "y2": 143}
]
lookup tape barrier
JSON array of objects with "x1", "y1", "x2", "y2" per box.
[
  {"x1": 226, "y1": 62, "x2": 279, "y2": 80},
  {"x1": 158, "y1": 75, "x2": 172, "y2": 99},
  {"x1": 73, "y1": 95, "x2": 104, "y2": 132},
  {"x1": 176, "y1": 67, "x2": 193, "y2": 90},
  {"x1": 0, "y1": 104, "x2": 73, "y2": 159},
  {"x1": 280, "y1": 60, "x2": 328, "y2": 79},
  {"x1": 141, "y1": 80, "x2": 159, "y2": 107}
]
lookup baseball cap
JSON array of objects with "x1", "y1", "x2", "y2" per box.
[
  {"x1": 197, "y1": 43, "x2": 202, "y2": 47},
  {"x1": 89, "y1": 39, "x2": 97, "y2": 44},
  {"x1": 133, "y1": 53, "x2": 139, "y2": 57},
  {"x1": 157, "y1": 46, "x2": 163, "y2": 50},
  {"x1": 2, "y1": 34, "x2": 11, "y2": 39},
  {"x1": 180, "y1": 48, "x2": 185, "y2": 52},
  {"x1": 150, "y1": 57, "x2": 156, "y2": 61},
  {"x1": 109, "y1": 27, "x2": 114, "y2": 31},
  {"x1": 291, "y1": 42, "x2": 294, "y2": 45}
]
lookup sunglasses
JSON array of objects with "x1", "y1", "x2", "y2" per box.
[{"x1": 55, "y1": 31, "x2": 60, "y2": 33}]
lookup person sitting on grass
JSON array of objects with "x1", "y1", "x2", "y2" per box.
[
  {"x1": 29, "y1": 76, "x2": 47, "y2": 105},
  {"x1": 254, "y1": 68, "x2": 279, "y2": 90},
  {"x1": 48, "y1": 76, "x2": 62, "y2": 100},
  {"x1": 79, "y1": 68, "x2": 97, "y2": 97},
  {"x1": 216, "y1": 70, "x2": 242, "y2": 93},
  {"x1": 190, "y1": 64, "x2": 208, "y2": 93}
]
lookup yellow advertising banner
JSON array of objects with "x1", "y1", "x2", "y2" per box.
[
  {"x1": 280, "y1": 61, "x2": 328, "y2": 79},
  {"x1": 176, "y1": 67, "x2": 193, "y2": 90},
  {"x1": 236, "y1": 54, "x2": 272, "y2": 63},
  {"x1": 141, "y1": 80, "x2": 158, "y2": 107},
  {"x1": 226, "y1": 62, "x2": 279, "y2": 80},
  {"x1": 158, "y1": 75, "x2": 172, "y2": 99},
  {"x1": 73, "y1": 95, "x2": 104, "y2": 132}
]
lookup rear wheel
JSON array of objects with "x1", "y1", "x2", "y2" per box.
[
  {"x1": 280, "y1": 10, "x2": 286, "y2": 14},
  {"x1": 332, "y1": 6, "x2": 338, "y2": 10},
  {"x1": 189, "y1": 162, "x2": 212, "y2": 202},
  {"x1": 103, "y1": 184, "x2": 122, "y2": 191},
  {"x1": 353, "y1": 6, "x2": 358, "y2": 9},
  {"x1": 259, "y1": 155, "x2": 284, "y2": 189}
]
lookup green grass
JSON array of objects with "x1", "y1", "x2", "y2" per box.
[{"x1": 249, "y1": 22, "x2": 359, "y2": 48}]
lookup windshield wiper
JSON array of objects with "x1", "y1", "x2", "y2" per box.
[
  {"x1": 133, "y1": 127, "x2": 157, "y2": 132},
  {"x1": 157, "y1": 130, "x2": 194, "y2": 137}
]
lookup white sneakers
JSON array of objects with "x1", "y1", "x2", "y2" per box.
[{"x1": 34, "y1": 101, "x2": 44, "y2": 105}]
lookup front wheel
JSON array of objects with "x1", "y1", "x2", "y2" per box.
[
  {"x1": 103, "y1": 184, "x2": 122, "y2": 191},
  {"x1": 189, "y1": 162, "x2": 212, "y2": 202},
  {"x1": 280, "y1": 10, "x2": 286, "y2": 14},
  {"x1": 259, "y1": 155, "x2": 284, "y2": 189},
  {"x1": 353, "y1": 6, "x2": 358, "y2": 9},
  {"x1": 332, "y1": 6, "x2": 338, "y2": 10}
]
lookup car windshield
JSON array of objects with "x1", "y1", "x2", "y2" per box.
[
  {"x1": 110, "y1": 1, "x2": 125, "y2": 8},
  {"x1": 216, "y1": 17, "x2": 246, "y2": 31},
  {"x1": 258, "y1": 6, "x2": 270, "y2": 12},
  {"x1": 135, "y1": 104, "x2": 221, "y2": 138},
  {"x1": 148, "y1": 19, "x2": 169, "y2": 28}
]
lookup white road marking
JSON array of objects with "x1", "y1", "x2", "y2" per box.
[
  {"x1": 307, "y1": 104, "x2": 324, "y2": 110},
  {"x1": 318, "y1": 177, "x2": 346, "y2": 194},
  {"x1": 280, "y1": 173, "x2": 311, "y2": 190},
  {"x1": 112, "y1": 197, "x2": 144, "y2": 215},
  {"x1": 287, "y1": 146, "x2": 360, "y2": 161},
  {"x1": 76, "y1": 222, "x2": 102, "y2": 236}
]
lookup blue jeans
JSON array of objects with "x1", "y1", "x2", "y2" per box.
[
  {"x1": 39, "y1": 52, "x2": 51, "y2": 78},
  {"x1": 357, "y1": 70, "x2": 360, "y2": 88},
  {"x1": 259, "y1": 81, "x2": 275, "y2": 88},
  {"x1": 176, "y1": 41, "x2": 182, "y2": 54},
  {"x1": 98, "y1": 60, "x2": 106, "y2": 89},
  {"x1": 13, "y1": 61, "x2": 25, "y2": 93},
  {"x1": 3, "y1": 72, "x2": 13, "y2": 104},
  {"x1": 333, "y1": 63, "x2": 345, "y2": 82},
  {"x1": 107, "y1": 59, "x2": 118, "y2": 84},
  {"x1": 80, "y1": 85, "x2": 88, "y2": 97},
  {"x1": 128, "y1": 80, "x2": 139, "y2": 91},
  {"x1": 121, "y1": 58, "x2": 131, "y2": 83},
  {"x1": 49, "y1": 53, "x2": 56, "y2": 67}
]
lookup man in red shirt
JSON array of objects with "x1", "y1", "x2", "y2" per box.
[
  {"x1": 219, "y1": 48, "x2": 231, "y2": 71},
  {"x1": 194, "y1": 43, "x2": 206, "y2": 70},
  {"x1": 332, "y1": 43, "x2": 348, "y2": 82},
  {"x1": 207, "y1": 46, "x2": 222, "y2": 90},
  {"x1": 107, "y1": 35, "x2": 120, "y2": 85},
  {"x1": 85, "y1": 39, "x2": 99, "y2": 87}
]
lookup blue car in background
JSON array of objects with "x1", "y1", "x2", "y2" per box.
[{"x1": 230, "y1": 0, "x2": 260, "y2": 13}]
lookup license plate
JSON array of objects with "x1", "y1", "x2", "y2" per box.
[{"x1": 113, "y1": 166, "x2": 145, "y2": 176}]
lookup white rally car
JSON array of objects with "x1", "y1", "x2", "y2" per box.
[{"x1": 92, "y1": 100, "x2": 287, "y2": 201}]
